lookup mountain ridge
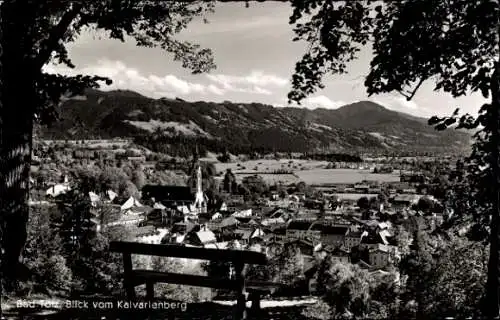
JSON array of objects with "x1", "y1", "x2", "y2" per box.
[{"x1": 40, "y1": 89, "x2": 471, "y2": 155}]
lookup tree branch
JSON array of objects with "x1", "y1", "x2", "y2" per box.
[
  {"x1": 407, "y1": 78, "x2": 425, "y2": 100},
  {"x1": 34, "y1": 2, "x2": 83, "y2": 71},
  {"x1": 398, "y1": 78, "x2": 426, "y2": 101},
  {"x1": 397, "y1": 90, "x2": 410, "y2": 100}
]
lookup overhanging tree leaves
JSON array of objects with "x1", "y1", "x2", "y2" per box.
[
  {"x1": 0, "y1": 0, "x2": 217, "y2": 290},
  {"x1": 287, "y1": 0, "x2": 499, "y2": 316}
]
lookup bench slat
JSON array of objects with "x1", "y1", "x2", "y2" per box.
[
  {"x1": 109, "y1": 241, "x2": 267, "y2": 265},
  {"x1": 246, "y1": 280, "x2": 283, "y2": 291},
  {"x1": 132, "y1": 270, "x2": 240, "y2": 290}
]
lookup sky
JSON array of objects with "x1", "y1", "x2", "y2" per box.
[{"x1": 43, "y1": 2, "x2": 487, "y2": 118}]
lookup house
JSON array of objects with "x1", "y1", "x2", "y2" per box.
[
  {"x1": 232, "y1": 209, "x2": 252, "y2": 218},
  {"x1": 294, "y1": 193, "x2": 306, "y2": 201},
  {"x1": 227, "y1": 195, "x2": 245, "y2": 206},
  {"x1": 234, "y1": 229, "x2": 252, "y2": 245},
  {"x1": 331, "y1": 247, "x2": 350, "y2": 264},
  {"x1": 359, "y1": 231, "x2": 391, "y2": 250},
  {"x1": 270, "y1": 192, "x2": 280, "y2": 201},
  {"x1": 184, "y1": 225, "x2": 217, "y2": 247},
  {"x1": 211, "y1": 212, "x2": 223, "y2": 220},
  {"x1": 177, "y1": 205, "x2": 191, "y2": 215},
  {"x1": 303, "y1": 199, "x2": 324, "y2": 210},
  {"x1": 219, "y1": 202, "x2": 228, "y2": 212},
  {"x1": 120, "y1": 196, "x2": 143, "y2": 212},
  {"x1": 220, "y1": 216, "x2": 239, "y2": 229},
  {"x1": 369, "y1": 245, "x2": 393, "y2": 269},
  {"x1": 104, "y1": 212, "x2": 146, "y2": 228},
  {"x1": 46, "y1": 184, "x2": 71, "y2": 198},
  {"x1": 248, "y1": 227, "x2": 265, "y2": 244},
  {"x1": 146, "y1": 207, "x2": 178, "y2": 227},
  {"x1": 106, "y1": 190, "x2": 118, "y2": 202},
  {"x1": 402, "y1": 188, "x2": 417, "y2": 194},
  {"x1": 171, "y1": 221, "x2": 197, "y2": 235},
  {"x1": 153, "y1": 202, "x2": 167, "y2": 210},
  {"x1": 261, "y1": 217, "x2": 286, "y2": 227},
  {"x1": 313, "y1": 243, "x2": 329, "y2": 261},
  {"x1": 233, "y1": 226, "x2": 264, "y2": 244},
  {"x1": 343, "y1": 230, "x2": 368, "y2": 250},
  {"x1": 126, "y1": 204, "x2": 154, "y2": 216},
  {"x1": 400, "y1": 173, "x2": 427, "y2": 184},
  {"x1": 286, "y1": 220, "x2": 321, "y2": 242},
  {"x1": 284, "y1": 239, "x2": 315, "y2": 257},
  {"x1": 89, "y1": 192, "x2": 100, "y2": 207},
  {"x1": 310, "y1": 223, "x2": 350, "y2": 247},
  {"x1": 368, "y1": 187, "x2": 382, "y2": 194},
  {"x1": 135, "y1": 227, "x2": 169, "y2": 244},
  {"x1": 197, "y1": 230, "x2": 217, "y2": 247},
  {"x1": 391, "y1": 194, "x2": 420, "y2": 209},
  {"x1": 354, "y1": 184, "x2": 370, "y2": 193}
]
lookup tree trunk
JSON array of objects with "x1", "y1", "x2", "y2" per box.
[
  {"x1": 485, "y1": 61, "x2": 500, "y2": 319},
  {"x1": 0, "y1": 2, "x2": 35, "y2": 289}
]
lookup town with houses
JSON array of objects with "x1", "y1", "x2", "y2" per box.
[
  {"x1": 0, "y1": 1, "x2": 493, "y2": 318},
  {"x1": 28, "y1": 137, "x2": 455, "y2": 298}
]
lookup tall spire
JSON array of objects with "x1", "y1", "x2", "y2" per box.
[
  {"x1": 197, "y1": 165, "x2": 202, "y2": 195},
  {"x1": 193, "y1": 164, "x2": 207, "y2": 214}
]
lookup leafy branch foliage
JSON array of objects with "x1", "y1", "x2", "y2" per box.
[
  {"x1": 288, "y1": 0, "x2": 498, "y2": 105},
  {"x1": 4, "y1": 0, "x2": 217, "y2": 125}
]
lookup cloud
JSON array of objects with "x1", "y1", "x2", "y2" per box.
[
  {"x1": 373, "y1": 94, "x2": 432, "y2": 117},
  {"x1": 393, "y1": 96, "x2": 419, "y2": 110},
  {"x1": 253, "y1": 86, "x2": 273, "y2": 95},
  {"x1": 43, "y1": 59, "x2": 214, "y2": 98},
  {"x1": 206, "y1": 70, "x2": 287, "y2": 95},
  {"x1": 42, "y1": 60, "x2": 281, "y2": 99},
  {"x1": 271, "y1": 95, "x2": 346, "y2": 110},
  {"x1": 207, "y1": 84, "x2": 225, "y2": 95},
  {"x1": 302, "y1": 95, "x2": 346, "y2": 109}
]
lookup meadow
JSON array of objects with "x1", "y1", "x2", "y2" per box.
[
  {"x1": 295, "y1": 169, "x2": 400, "y2": 185},
  {"x1": 215, "y1": 159, "x2": 400, "y2": 185},
  {"x1": 215, "y1": 159, "x2": 329, "y2": 173}
]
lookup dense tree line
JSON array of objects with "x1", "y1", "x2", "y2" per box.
[{"x1": 301, "y1": 153, "x2": 363, "y2": 163}]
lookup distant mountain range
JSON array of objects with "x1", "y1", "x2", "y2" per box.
[{"x1": 40, "y1": 89, "x2": 472, "y2": 154}]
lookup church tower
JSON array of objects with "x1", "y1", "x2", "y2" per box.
[{"x1": 193, "y1": 165, "x2": 207, "y2": 214}]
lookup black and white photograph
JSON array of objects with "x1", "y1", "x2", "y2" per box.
[{"x1": 0, "y1": 0, "x2": 498, "y2": 319}]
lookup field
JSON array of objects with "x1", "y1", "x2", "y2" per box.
[
  {"x1": 215, "y1": 159, "x2": 400, "y2": 185},
  {"x1": 295, "y1": 169, "x2": 400, "y2": 185},
  {"x1": 215, "y1": 159, "x2": 329, "y2": 173}
]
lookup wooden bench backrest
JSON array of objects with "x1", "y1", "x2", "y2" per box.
[
  {"x1": 110, "y1": 241, "x2": 271, "y2": 320},
  {"x1": 109, "y1": 241, "x2": 268, "y2": 264}
]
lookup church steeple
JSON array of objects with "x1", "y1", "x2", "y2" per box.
[
  {"x1": 193, "y1": 165, "x2": 207, "y2": 214},
  {"x1": 196, "y1": 166, "x2": 202, "y2": 195}
]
